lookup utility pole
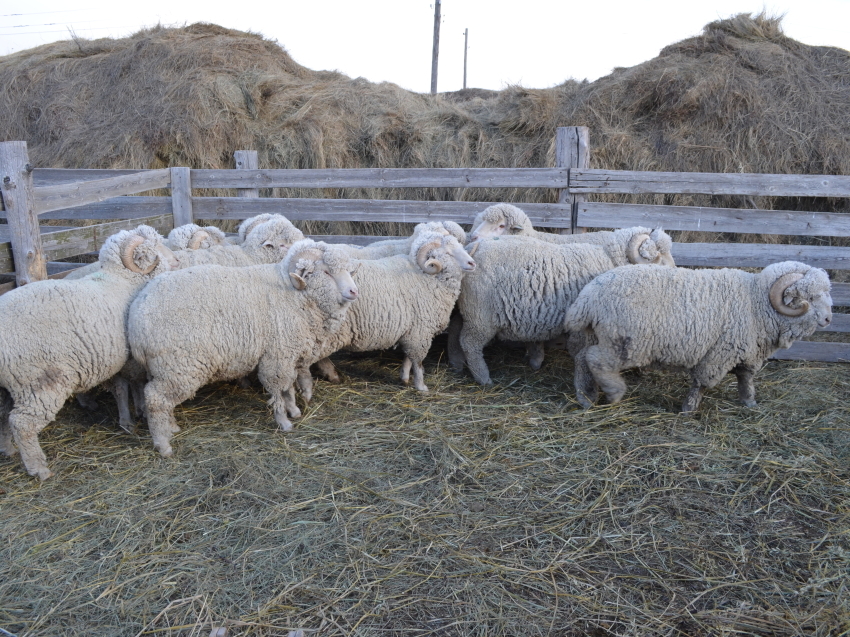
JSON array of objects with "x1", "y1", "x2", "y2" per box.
[
  {"x1": 430, "y1": 0, "x2": 441, "y2": 94},
  {"x1": 463, "y1": 28, "x2": 468, "y2": 90}
]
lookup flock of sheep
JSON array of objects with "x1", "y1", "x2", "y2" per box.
[{"x1": 0, "y1": 204, "x2": 833, "y2": 480}]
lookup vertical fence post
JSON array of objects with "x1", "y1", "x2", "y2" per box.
[
  {"x1": 555, "y1": 126, "x2": 590, "y2": 234},
  {"x1": 0, "y1": 141, "x2": 47, "y2": 286},
  {"x1": 170, "y1": 166, "x2": 194, "y2": 227},
  {"x1": 234, "y1": 151, "x2": 259, "y2": 198}
]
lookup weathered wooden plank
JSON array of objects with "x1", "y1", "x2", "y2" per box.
[
  {"x1": 832, "y1": 282, "x2": 850, "y2": 305},
  {"x1": 0, "y1": 141, "x2": 47, "y2": 285},
  {"x1": 0, "y1": 215, "x2": 174, "y2": 272},
  {"x1": 34, "y1": 169, "x2": 171, "y2": 214},
  {"x1": 234, "y1": 151, "x2": 260, "y2": 198},
  {"x1": 32, "y1": 168, "x2": 150, "y2": 186},
  {"x1": 0, "y1": 225, "x2": 75, "y2": 241},
  {"x1": 3, "y1": 196, "x2": 173, "y2": 220},
  {"x1": 571, "y1": 169, "x2": 850, "y2": 197},
  {"x1": 170, "y1": 167, "x2": 194, "y2": 226},
  {"x1": 671, "y1": 243, "x2": 850, "y2": 269},
  {"x1": 556, "y1": 126, "x2": 589, "y2": 234},
  {"x1": 193, "y1": 197, "x2": 572, "y2": 226},
  {"x1": 307, "y1": 234, "x2": 385, "y2": 246},
  {"x1": 578, "y1": 202, "x2": 850, "y2": 237},
  {"x1": 770, "y1": 341, "x2": 850, "y2": 362},
  {"x1": 190, "y1": 167, "x2": 569, "y2": 189}
]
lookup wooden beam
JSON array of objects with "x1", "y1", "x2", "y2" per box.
[
  {"x1": 189, "y1": 167, "x2": 568, "y2": 189},
  {"x1": 3, "y1": 196, "x2": 173, "y2": 220},
  {"x1": 671, "y1": 242, "x2": 850, "y2": 269},
  {"x1": 33, "y1": 168, "x2": 171, "y2": 214},
  {"x1": 234, "y1": 151, "x2": 260, "y2": 198},
  {"x1": 169, "y1": 167, "x2": 194, "y2": 226},
  {"x1": 192, "y1": 197, "x2": 573, "y2": 226},
  {"x1": 820, "y1": 314, "x2": 850, "y2": 333},
  {"x1": 570, "y1": 169, "x2": 850, "y2": 197},
  {"x1": 832, "y1": 283, "x2": 850, "y2": 306},
  {"x1": 0, "y1": 141, "x2": 47, "y2": 285},
  {"x1": 770, "y1": 341, "x2": 850, "y2": 362},
  {"x1": 577, "y1": 202, "x2": 850, "y2": 237},
  {"x1": 556, "y1": 126, "x2": 589, "y2": 234},
  {"x1": 33, "y1": 168, "x2": 150, "y2": 186}
]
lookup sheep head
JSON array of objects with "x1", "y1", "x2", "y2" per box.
[
  {"x1": 413, "y1": 233, "x2": 476, "y2": 275},
  {"x1": 246, "y1": 217, "x2": 306, "y2": 264},
  {"x1": 469, "y1": 203, "x2": 532, "y2": 241},
  {"x1": 236, "y1": 213, "x2": 277, "y2": 244},
  {"x1": 166, "y1": 224, "x2": 228, "y2": 251},
  {"x1": 104, "y1": 225, "x2": 178, "y2": 277},
  {"x1": 625, "y1": 227, "x2": 675, "y2": 267},
  {"x1": 767, "y1": 265, "x2": 832, "y2": 327},
  {"x1": 283, "y1": 239, "x2": 359, "y2": 302}
]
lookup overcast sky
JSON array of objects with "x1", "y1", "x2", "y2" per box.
[{"x1": 3, "y1": 1, "x2": 850, "y2": 93}]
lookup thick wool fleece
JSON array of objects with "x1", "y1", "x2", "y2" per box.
[
  {"x1": 174, "y1": 217, "x2": 305, "y2": 268},
  {"x1": 0, "y1": 225, "x2": 173, "y2": 480},
  {"x1": 128, "y1": 241, "x2": 357, "y2": 458},
  {"x1": 470, "y1": 204, "x2": 675, "y2": 266},
  {"x1": 236, "y1": 213, "x2": 278, "y2": 244},
  {"x1": 564, "y1": 261, "x2": 832, "y2": 410},
  {"x1": 454, "y1": 235, "x2": 618, "y2": 385},
  {"x1": 166, "y1": 223, "x2": 227, "y2": 250}
]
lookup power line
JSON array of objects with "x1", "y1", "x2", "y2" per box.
[
  {"x1": 0, "y1": 25, "x2": 140, "y2": 37},
  {"x1": 2, "y1": 9, "x2": 95, "y2": 17},
  {"x1": 5, "y1": 20, "x2": 101, "y2": 29}
]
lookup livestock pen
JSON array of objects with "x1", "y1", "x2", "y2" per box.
[{"x1": 0, "y1": 128, "x2": 848, "y2": 636}]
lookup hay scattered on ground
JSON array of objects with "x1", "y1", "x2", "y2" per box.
[{"x1": 2, "y1": 340, "x2": 848, "y2": 636}]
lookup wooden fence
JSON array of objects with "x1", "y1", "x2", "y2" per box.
[{"x1": 1, "y1": 127, "x2": 847, "y2": 362}]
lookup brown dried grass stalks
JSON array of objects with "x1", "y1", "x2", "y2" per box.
[{"x1": 1, "y1": 341, "x2": 848, "y2": 635}]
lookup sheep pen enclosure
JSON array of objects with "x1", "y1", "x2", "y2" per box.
[{"x1": 1, "y1": 12, "x2": 849, "y2": 636}]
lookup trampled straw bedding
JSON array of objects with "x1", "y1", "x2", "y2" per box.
[{"x1": 1, "y1": 340, "x2": 848, "y2": 636}]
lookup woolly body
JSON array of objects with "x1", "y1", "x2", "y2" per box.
[
  {"x1": 452, "y1": 236, "x2": 620, "y2": 385},
  {"x1": 165, "y1": 223, "x2": 227, "y2": 251},
  {"x1": 127, "y1": 241, "x2": 358, "y2": 457},
  {"x1": 0, "y1": 226, "x2": 175, "y2": 479},
  {"x1": 342, "y1": 221, "x2": 468, "y2": 260},
  {"x1": 564, "y1": 261, "x2": 833, "y2": 411}
]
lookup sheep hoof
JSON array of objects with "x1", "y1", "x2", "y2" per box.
[
  {"x1": 32, "y1": 466, "x2": 54, "y2": 481},
  {"x1": 156, "y1": 444, "x2": 173, "y2": 458},
  {"x1": 528, "y1": 359, "x2": 543, "y2": 371},
  {"x1": 170, "y1": 424, "x2": 181, "y2": 433},
  {"x1": 277, "y1": 421, "x2": 293, "y2": 432},
  {"x1": 741, "y1": 399, "x2": 758, "y2": 408},
  {"x1": 119, "y1": 420, "x2": 137, "y2": 435},
  {"x1": 415, "y1": 384, "x2": 430, "y2": 393},
  {"x1": 288, "y1": 407, "x2": 302, "y2": 419}
]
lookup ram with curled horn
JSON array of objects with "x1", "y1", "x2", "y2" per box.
[{"x1": 565, "y1": 261, "x2": 832, "y2": 413}]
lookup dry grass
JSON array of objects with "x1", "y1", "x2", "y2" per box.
[{"x1": 2, "y1": 339, "x2": 848, "y2": 636}]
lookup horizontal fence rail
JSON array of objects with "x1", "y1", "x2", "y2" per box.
[{"x1": 570, "y1": 169, "x2": 850, "y2": 197}]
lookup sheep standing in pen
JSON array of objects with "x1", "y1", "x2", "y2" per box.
[
  {"x1": 448, "y1": 225, "x2": 675, "y2": 380},
  {"x1": 564, "y1": 261, "x2": 832, "y2": 412},
  {"x1": 0, "y1": 226, "x2": 179, "y2": 480},
  {"x1": 298, "y1": 229, "x2": 477, "y2": 398},
  {"x1": 127, "y1": 240, "x2": 359, "y2": 458}
]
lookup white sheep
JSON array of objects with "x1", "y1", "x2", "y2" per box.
[
  {"x1": 127, "y1": 240, "x2": 359, "y2": 458},
  {"x1": 564, "y1": 261, "x2": 833, "y2": 412},
  {"x1": 299, "y1": 229, "x2": 477, "y2": 397},
  {"x1": 345, "y1": 221, "x2": 468, "y2": 260},
  {"x1": 0, "y1": 225, "x2": 178, "y2": 479}
]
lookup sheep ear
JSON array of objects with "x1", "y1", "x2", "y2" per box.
[
  {"x1": 289, "y1": 272, "x2": 307, "y2": 290},
  {"x1": 510, "y1": 225, "x2": 524, "y2": 232}
]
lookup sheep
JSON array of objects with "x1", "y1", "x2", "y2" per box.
[
  {"x1": 449, "y1": 233, "x2": 677, "y2": 389},
  {"x1": 564, "y1": 261, "x2": 833, "y2": 412},
  {"x1": 234, "y1": 213, "x2": 278, "y2": 244},
  {"x1": 346, "y1": 221, "x2": 468, "y2": 260},
  {"x1": 299, "y1": 229, "x2": 477, "y2": 397},
  {"x1": 127, "y1": 240, "x2": 359, "y2": 458},
  {"x1": 165, "y1": 223, "x2": 228, "y2": 250},
  {"x1": 0, "y1": 226, "x2": 178, "y2": 479}
]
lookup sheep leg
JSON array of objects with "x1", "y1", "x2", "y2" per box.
[
  {"x1": 400, "y1": 354, "x2": 429, "y2": 392},
  {"x1": 567, "y1": 332, "x2": 598, "y2": 408},
  {"x1": 75, "y1": 392, "x2": 100, "y2": 411},
  {"x1": 681, "y1": 381, "x2": 704, "y2": 413},
  {"x1": 282, "y1": 386, "x2": 302, "y2": 419},
  {"x1": 296, "y1": 366, "x2": 314, "y2": 403},
  {"x1": 313, "y1": 357, "x2": 341, "y2": 384},
  {"x1": 459, "y1": 324, "x2": 496, "y2": 385},
  {"x1": 266, "y1": 388, "x2": 297, "y2": 432},
  {"x1": 400, "y1": 357, "x2": 413, "y2": 384},
  {"x1": 446, "y1": 312, "x2": 466, "y2": 372},
  {"x1": 107, "y1": 376, "x2": 136, "y2": 435},
  {"x1": 130, "y1": 381, "x2": 146, "y2": 420},
  {"x1": 143, "y1": 379, "x2": 187, "y2": 458},
  {"x1": 584, "y1": 345, "x2": 627, "y2": 404},
  {"x1": 733, "y1": 364, "x2": 757, "y2": 408},
  {"x1": 0, "y1": 389, "x2": 16, "y2": 457},
  {"x1": 9, "y1": 408, "x2": 56, "y2": 480},
  {"x1": 399, "y1": 339, "x2": 431, "y2": 392},
  {"x1": 525, "y1": 342, "x2": 545, "y2": 371}
]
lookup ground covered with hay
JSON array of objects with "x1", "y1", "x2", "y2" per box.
[{"x1": 1, "y1": 341, "x2": 848, "y2": 636}]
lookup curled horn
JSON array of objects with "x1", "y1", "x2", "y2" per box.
[
  {"x1": 186, "y1": 230, "x2": 211, "y2": 250},
  {"x1": 466, "y1": 241, "x2": 480, "y2": 257},
  {"x1": 120, "y1": 235, "x2": 157, "y2": 274},
  {"x1": 769, "y1": 272, "x2": 808, "y2": 317},
  {"x1": 287, "y1": 247, "x2": 323, "y2": 290},
  {"x1": 416, "y1": 240, "x2": 443, "y2": 275},
  {"x1": 626, "y1": 233, "x2": 661, "y2": 265}
]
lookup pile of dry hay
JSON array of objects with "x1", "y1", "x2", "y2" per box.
[{"x1": 1, "y1": 341, "x2": 848, "y2": 636}]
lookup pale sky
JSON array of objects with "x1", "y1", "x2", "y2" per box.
[{"x1": 2, "y1": 1, "x2": 850, "y2": 93}]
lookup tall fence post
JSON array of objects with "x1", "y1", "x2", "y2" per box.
[
  {"x1": 170, "y1": 166, "x2": 194, "y2": 227},
  {"x1": 0, "y1": 141, "x2": 47, "y2": 286},
  {"x1": 555, "y1": 126, "x2": 590, "y2": 234},
  {"x1": 234, "y1": 150, "x2": 259, "y2": 198}
]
